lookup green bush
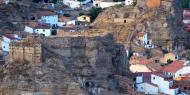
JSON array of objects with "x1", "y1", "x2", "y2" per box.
[
  {"x1": 32, "y1": 0, "x2": 42, "y2": 3},
  {"x1": 181, "y1": 0, "x2": 190, "y2": 8},
  {"x1": 89, "y1": 7, "x2": 102, "y2": 22},
  {"x1": 63, "y1": 13, "x2": 71, "y2": 17}
]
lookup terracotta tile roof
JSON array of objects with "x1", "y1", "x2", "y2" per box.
[
  {"x1": 153, "y1": 72, "x2": 165, "y2": 78},
  {"x1": 141, "y1": 58, "x2": 151, "y2": 65},
  {"x1": 58, "y1": 16, "x2": 71, "y2": 22},
  {"x1": 34, "y1": 24, "x2": 51, "y2": 29},
  {"x1": 3, "y1": 34, "x2": 19, "y2": 40},
  {"x1": 146, "y1": 62, "x2": 162, "y2": 71},
  {"x1": 33, "y1": 10, "x2": 57, "y2": 18},
  {"x1": 25, "y1": 21, "x2": 39, "y2": 28},
  {"x1": 175, "y1": 76, "x2": 190, "y2": 81},
  {"x1": 162, "y1": 60, "x2": 184, "y2": 73}
]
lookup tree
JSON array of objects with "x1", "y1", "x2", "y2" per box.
[
  {"x1": 145, "y1": 49, "x2": 152, "y2": 59},
  {"x1": 49, "y1": 0, "x2": 58, "y2": 4},
  {"x1": 79, "y1": 12, "x2": 84, "y2": 16},
  {"x1": 32, "y1": 0, "x2": 42, "y2": 3},
  {"x1": 89, "y1": 7, "x2": 102, "y2": 22},
  {"x1": 181, "y1": 0, "x2": 190, "y2": 8}
]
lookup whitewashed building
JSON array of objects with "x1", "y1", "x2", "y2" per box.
[
  {"x1": 93, "y1": 0, "x2": 123, "y2": 8},
  {"x1": 143, "y1": 33, "x2": 154, "y2": 49},
  {"x1": 24, "y1": 23, "x2": 53, "y2": 36},
  {"x1": 163, "y1": 60, "x2": 190, "y2": 79},
  {"x1": 1, "y1": 35, "x2": 20, "y2": 52},
  {"x1": 31, "y1": 11, "x2": 58, "y2": 27},
  {"x1": 151, "y1": 73, "x2": 179, "y2": 95},
  {"x1": 125, "y1": 0, "x2": 135, "y2": 6},
  {"x1": 136, "y1": 82, "x2": 159, "y2": 94},
  {"x1": 62, "y1": 0, "x2": 91, "y2": 9}
]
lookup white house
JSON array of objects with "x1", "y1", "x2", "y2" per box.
[
  {"x1": 24, "y1": 23, "x2": 53, "y2": 36},
  {"x1": 35, "y1": 26, "x2": 52, "y2": 36},
  {"x1": 1, "y1": 34, "x2": 20, "y2": 52},
  {"x1": 162, "y1": 60, "x2": 190, "y2": 79},
  {"x1": 2, "y1": 0, "x2": 14, "y2": 4},
  {"x1": 57, "y1": 16, "x2": 77, "y2": 27},
  {"x1": 135, "y1": 73, "x2": 158, "y2": 94},
  {"x1": 143, "y1": 33, "x2": 154, "y2": 49},
  {"x1": 39, "y1": 15, "x2": 58, "y2": 27},
  {"x1": 136, "y1": 82, "x2": 159, "y2": 94},
  {"x1": 32, "y1": 11, "x2": 58, "y2": 27},
  {"x1": 62, "y1": 0, "x2": 91, "y2": 9},
  {"x1": 136, "y1": 32, "x2": 154, "y2": 48},
  {"x1": 125, "y1": 0, "x2": 135, "y2": 6},
  {"x1": 93, "y1": 0, "x2": 123, "y2": 8},
  {"x1": 77, "y1": 15, "x2": 91, "y2": 22},
  {"x1": 151, "y1": 73, "x2": 179, "y2": 95}
]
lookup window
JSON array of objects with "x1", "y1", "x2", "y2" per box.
[
  {"x1": 153, "y1": 77, "x2": 155, "y2": 80},
  {"x1": 124, "y1": 20, "x2": 126, "y2": 23},
  {"x1": 3, "y1": 46, "x2": 5, "y2": 48},
  {"x1": 184, "y1": 87, "x2": 187, "y2": 90},
  {"x1": 147, "y1": 40, "x2": 150, "y2": 44},
  {"x1": 43, "y1": 29, "x2": 45, "y2": 32},
  {"x1": 96, "y1": 4, "x2": 98, "y2": 7},
  {"x1": 141, "y1": 87, "x2": 143, "y2": 90},
  {"x1": 83, "y1": 17, "x2": 86, "y2": 20}
]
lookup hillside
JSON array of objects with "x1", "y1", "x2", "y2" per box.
[{"x1": 92, "y1": 0, "x2": 189, "y2": 50}]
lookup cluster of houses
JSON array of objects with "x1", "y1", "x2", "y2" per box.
[
  {"x1": 126, "y1": 26, "x2": 190, "y2": 95},
  {"x1": 0, "y1": 0, "x2": 137, "y2": 57},
  {"x1": 0, "y1": 8, "x2": 92, "y2": 59},
  {"x1": 1, "y1": 0, "x2": 136, "y2": 9},
  {"x1": 60, "y1": 0, "x2": 136, "y2": 9},
  {"x1": 126, "y1": 32, "x2": 190, "y2": 95}
]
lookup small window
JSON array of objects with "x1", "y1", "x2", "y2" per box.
[
  {"x1": 124, "y1": 20, "x2": 126, "y2": 23},
  {"x1": 3, "y1": 46, "x2": 5, "y2": 48},
  {"x1": 147, "y1": 41, "x2": 150, "y2": 44},
  {"x1": 153, "y1": 77, "x2": 155, "y2": 80},
  {"x1": 141, "y1": 87, "x2": 143, "y2": 90},
  {"x1": 96, "y1": 4, "x2": 98, "y2": 7},
  {"x1": 184, "y1": 87, "x2": 187, "y2": 90},
  {"x1": 83, "y1": 17, "x2": 86, "y2": 20},
  {"x1": 43, "y1": 29, "x2": 45, "y2": 32}
]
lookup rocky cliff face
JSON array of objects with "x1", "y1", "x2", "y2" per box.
[
  {"x1": 0, "y1": 34, "x2": 128, "y2": 95},
  {"x1": 43, "y1": 33, "x2": 126, "y2": 79},
  {"x1": 42, "y1": 34, "x2": 127, "y2": 94},
  {"x1": 93, "y1": 0, "x2": 190, "y2": 50}
]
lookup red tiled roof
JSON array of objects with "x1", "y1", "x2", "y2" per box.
[
  {"x1": 25, "y1": 21, "x2": 39, "y2": 28},
  {"x1": 34, "y1": 24, "x2": 51, "y2": 29},
  {"x1": 141, "y1": 58, "x2": 151, "y2": 65},
  {"x1": 3, "y1": 34, "x2": 18, "y2": 40},
  {"x1": 36, "y1": 10, "x2": 56, "y2": 17},
  {"x1": 162, "y1": 60, "x2": 184, "y2": 73}
]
